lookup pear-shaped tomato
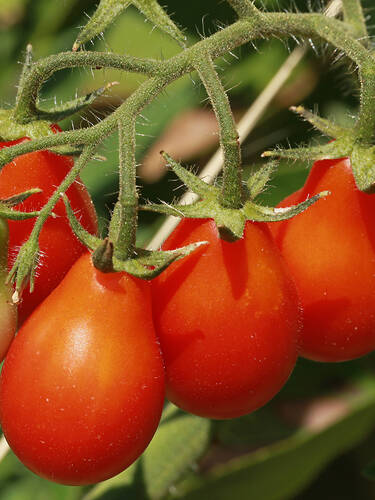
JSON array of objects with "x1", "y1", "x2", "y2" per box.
[
  {"x1": 270, "y1": 158, "x2": 375, "y2": 362},
  {"x1": 152, "y1": 218, "x2": 300, "y2": 419},
  {"x1": 0, "y1": 253, "x2": 165, "y2": 485},
  {"x1": 0, "y1": 218, "x2": 16, "y2": 362}
]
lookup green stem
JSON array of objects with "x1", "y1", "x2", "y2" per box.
[
  {"x1": 16, "y1": 44, "x2": 33, "y2": 106},
  {"x1": 0, "y1": 218, "x2": 8, "y2": 270},
  {"x1": 356, "y1": 62, "x2": 375, "y2": 144},
  {"x1": 194, "y1": 52, "x2": 243, "y2": 209},
  {"x1": 7, "y1": 9, "x2": 375, "y2": 156},
  {"x1": 226, "y1": 0, "x2": 259, "y2": 18},
  {"x1": 342, "y1": 0, "x2": 369, "y2": 44},
  {"x1": 30, "y1": 144, "x2": 96, "y2": 241},
  {"x1": 13, "y1": 51, "x2": 161, "y2": 123},
  {"x1": 264, "y1": 12, "x2": 375, "y2": 143},
  {"x1": 108, "y1": 118, "x2": 138, "y2": 261},
  {"x1": 0, "y1": 77, "x2": 167, "y2": 170}
]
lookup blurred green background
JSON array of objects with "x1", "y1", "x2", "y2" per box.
[{"x1": 1, "y1": 0, "x2": 375, "y2": 498}]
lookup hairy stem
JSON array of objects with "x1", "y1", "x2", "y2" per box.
[
  {"x1": 194, "y1": 52, "x2": 243, "y2": 209},
  {"x1": 8, "y1": 7, "x2": 375, "y2": 156},
  {"x1": 31, "y1": 145, "x2": 97, "y2": 240},
  {"x1": 14, "y1": 51, "x2": 161, "y2": 123},
  {"x1": 109, "y1": 119, "x2": 138, "y2": 261},
  {"x1": 342, "y1": 0, "x2": 369, "y2": 43},
  {"x1": 226, "y1": 0, "x2": 259, "y2": 18}
]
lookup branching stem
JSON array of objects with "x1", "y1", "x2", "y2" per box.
[
  {"x1": 10, "y1": 8, "x2": 375, "y2": 156},
  {"x1": 31, "y1": 145, "x2": 97, "y2": 239}
]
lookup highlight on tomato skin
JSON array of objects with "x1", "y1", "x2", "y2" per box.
[
  {"x1": 0, "y1": 253, "x2": 165, "y2": 486},
  {"x1": 270, "y1": 158, "x2": 375, "y2": 363},
  {"x1": 0, "y1": 134, "x2": 98, "y2": 325},
  {"x1": 151, "y1": 218, "x2": 301, "y2": 420}
]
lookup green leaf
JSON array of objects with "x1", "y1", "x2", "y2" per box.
[
  {"x1": 73, "y1": 0, "x2": 185, "y2": 51},
  {"x1": 173, "y1": 384, "x2": 375, "y2": 500},
  {"x1": 85, "y1": 404, "x2": 211, "y2": 500},
  {"x1": 246, "y1": 161, "x2": 276, "y2": 199}
]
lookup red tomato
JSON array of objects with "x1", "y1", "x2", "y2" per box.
[
  {"x1": 152, "y1": 218, "x2": 300, "y2": 419},
  {"x1": 269, "y1": 157, "x2": 375, "y2": 362},
  {"x1": 0, "y1": 137, "x2": 97, "y2": 324},
  {"x1": 0, "y1": 253, "x2": 165, "y2": 485}
]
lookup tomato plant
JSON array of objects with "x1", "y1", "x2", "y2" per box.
[
  {"x1": 0, "y1": 218, "x2": 16, "y2": 362},
  {"x1": 2, "y1": 0, "x2": 375, "y2": 495},
  {"x1": 151, "y1": 218, "x2": 300, "y2": 419},
  {"x1": 0, "y1": 137, "x2": 98, "y2": 324},
  {"x1": 0, "y1": 253, "x2": 165, "y2": 485},
  {"x1": 269, "y1": 158, "x2": 375, "y2": 362}
]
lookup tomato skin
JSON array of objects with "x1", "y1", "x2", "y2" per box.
[
  {"x1": 0, "y1": 137, "x2": 97, "y2": 324},
  {"x1": 269, "y1": 158, "x2": 375, "y2": 362},
  {"x1": 152, "y1": 219, "x2": 300, "y2": 419},
  {"x1": 0, "y1": 253, "x2": 165, "y2": 485},
  {"x1": 0, "y1": 218, "x2": 16, "y2": 362}
]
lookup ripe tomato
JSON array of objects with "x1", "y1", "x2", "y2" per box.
[
  {"x1": 269, "y1": 157, "x2": 375, "y2": 362},
  {"x1": 0, "y1": 137, "x2": 97, "y2": 324},
  {"x1": 151, "y1": 218, "x2": 300, "y2": 419},
  {"x1": 0, "y1": 253, "x2": 165, "y2": 485},
  {"x1": 0, "y1": 218, "x2": 16, "y2": 362}
]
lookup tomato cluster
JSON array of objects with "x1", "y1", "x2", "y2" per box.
[{"x1": 0, "y1": 151, "x2": 373, "y2": 485}]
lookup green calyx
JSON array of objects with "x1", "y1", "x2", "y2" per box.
[
  {"x1": 263, "y1": 105, "x2": 375, "y2": 193},
  {"x1": 0, "y1": 109, "x2": 53, "y2": 141},
  {"x1": 7, "y1": 237, "x2": 40, "y2": 302},
  {"x1": 0, "y1": 189, "x2": 44, "y2": 221},
  {"x1": 4, "y1": 188, "x2": 53, "y2": 299},
  {"x1": 141, "y1": 152, "x2": 329, "y2": 241},
  {"x1": 63, "y1": 195, "x2": 206, "y2": 279}
]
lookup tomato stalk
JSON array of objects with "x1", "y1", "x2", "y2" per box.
[
  {"x1": 193, "y1": 52, "x2": 243, "y2": 211},
  {"x1": 0, "y1": 3, "x2": 366, "y2": 150},
  {"x1": 226, "y1": 0, "x2": 258, "y2": 18},
  {"x1": 60, "y1": 121, "x2": 206, "y2": 278},
  {"x1": 341, "y1": 0, "x2": 369, "y2": 46},
  {"x1": 108, "y1": 119, "x2": 138, "y2": 262}
]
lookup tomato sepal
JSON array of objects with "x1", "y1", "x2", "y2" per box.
[
  {"x1": 7, "y1": 237, "x2": 40, "y2": 301},
  {"x1": 0, "y1": 110, "x2": 54, "y2": 142},
  {"x1": 35, "y1": 82, "x2": 119, "y2": 123},
  {"x1": 112, "y1": 242, "x2": 208, "y2": 279},
  {"x1": 289, "y1": 105, "x2": 351, "y2": 139},
  {"x1": 0, "y1": 188, "x2": 45, "y2": 220},
  {"x1": 263, "y1": 104, "x2": 375, "y2": 192},
  {"x1": 64, "y1": 194, "x2": 207, "y2": 279},
  {"x1": 141, "y1": 152, "x2": 329, "y2": 240}
]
